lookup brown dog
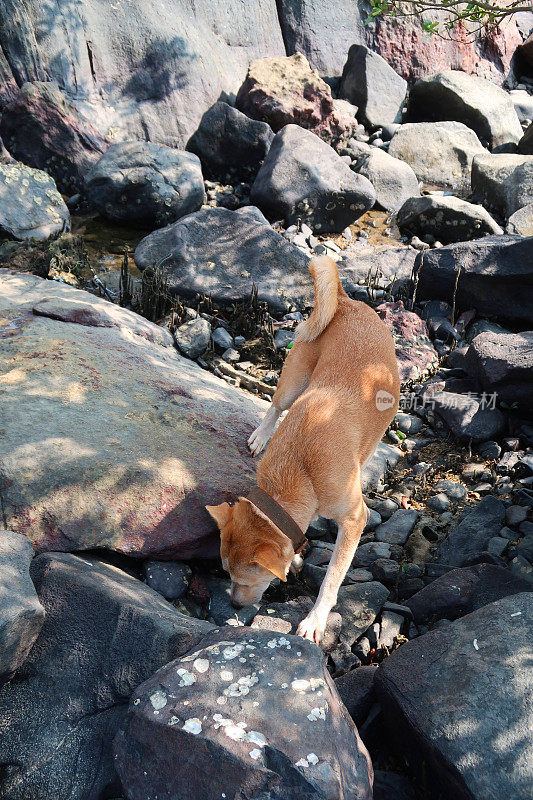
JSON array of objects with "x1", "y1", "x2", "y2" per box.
[{"x1": 207, "y1": 255, "x2": 400, "y2": 643}]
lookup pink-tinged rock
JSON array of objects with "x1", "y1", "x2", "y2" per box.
[
  {"x1": 0, "y1": 270, "x2": 268, "y2": 560},
  {"x1": 0, "y1": 82, "x2": 110, "y2": 194},
  {"x1": 376, "y1": 301, "x2": 438, "y2": 384},
  {"x1": 370, "y1": 16, "x2": 522, "y2": 85},
  {"x1": 236, "y1": 52, "x2": 357, "y2": 144}
]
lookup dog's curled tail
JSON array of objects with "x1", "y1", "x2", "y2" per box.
[{"x1": 295, "y1": 255, "x2": 344, "y2": 343}]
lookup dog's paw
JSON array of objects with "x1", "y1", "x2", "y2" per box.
[
  {"x1": 290, "y1": 553, "x2": 304, "y2": 575},
  {"x1": 296, "y1": 611, "x2": 327, "y2": 645},
  {"x1": 247, "y1": 427, "x2": 268, "y2": 456}
]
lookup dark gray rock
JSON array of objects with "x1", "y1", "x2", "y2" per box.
[
  {"x1": 354, "y1": 148, "x2": 419, "y2": 213},
  {"x1": 334, "y1": 665, "x2": 377, "y2": 725},
  {"x1": 414, "y1": 236, "x2": 533, "y2": 326},
  {"x1": 353, "y1": 541, "x2": 392, "y2": 567},
  {"x1": 186, "y1": 101, "x2": 274, "y2": 182},
  {"x1": 211, "y1": 326, "x2": 234, "y2": 351},
  {"x1": 0, "y1": 531, "x2": 44, "y2": 680},
  {"x1": 0, "y1": 82, "x2": 109, "y2": 193},
  {"x1": 471, "y1": 153, "x2": 533, "y2": 218},
  {"x1": 0, "y1": 162, "x2": 69, "y2": 241},
  {"x1": 174, "y1": 317, "x2": 211, "y2": 359},
  {"x1": 407, "y1": 70, "x2": 523, "y2": 149},
  {"x1": 340, "y1": 45, "x2": 407, "y2": 128},
  {"x1": 427, "y1": 493, "x2": 451, "y2": 513},
  {"x1": 388, "y1": 121, "x2": 487, "y2": 192},
  {"x1": 0, "y1": 553, "x2": 213, "y2": 800},
  {"x1": 143, "y1": 560, "x2": 192, "y2": 600},
  {"x1": 397, "y1": 195, "x2": 502, "y2": 244},
  {"x1": 251, "y1": 596, "x2": 342, "y2": 653},
  {"x1": 406, "y1": 563, "x2": 531, "y2": 624},
  {"x1": 465, "y1": 331, "x2": 533, "y2": 415},
  {"x1": 436, "y1": 496, "x2": 506, "y2": 566},
  {"x1": 518, "y1": 534, "x2": 533, "y2": 561},
  {"x1": 434, "y1": 479, "x2": 467, "y2": 501},
  {"x1": 335, "y1": 581, "x2": 389, "y2": 648},
  {"x1": 207, "y1": 576, "x2": 260, "y2": 627},
  {"x1": 373, "y1": 771, "x2": 417, "y2": 800},
  {"x1": 376, "y1": 593, "x2": 533, "y2": 800},
  {"x1": 518, "y1": 121, "x2": 533, "y2": 154},
  {"x1": 0, "y1": 1, "x2": 286, "y2": 148},
  {"x1": 85, "y1": 142, "x2": 205, "y2": 228},
  {"x1": 374, "y1": 510, "x2": 418, "y2": 545},
  {"x1": 114, "y1": 628, "x2": 374, "y2": 800},
  {"x1": 369, "y1": 558, "x2": 400, "y2": 586},
  {"x1": 135, "y1": 206, "x2": 311, "y2": 312},
  {"x1": 250, "y1": 124, "x2": 375, "y2": 233},
  {"x1": 395, "y1": 412, "x2": 423, "y2": 435}
]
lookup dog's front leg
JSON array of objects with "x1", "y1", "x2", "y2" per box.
[
  {"x1": 248, "y1": 404, "x2": 281, "y2": 456},
  {"x1": 297, "y1": 508, "x2": 366, "y2": 644}
]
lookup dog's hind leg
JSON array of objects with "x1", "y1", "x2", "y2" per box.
[
  {"x1": 248, "y1": 341, "x2": 318, "y2": 456},
  {"x1": 297, "y1": 496, "x2": 367, "y2": 644}
]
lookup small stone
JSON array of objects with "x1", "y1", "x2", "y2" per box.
[
  {"x1": 433, "y1": 479, "x2": 467, "y2": 501},
  {"x1": 353, "y1": 541, "x2": 392, "y2": 567},
  {"x1": 364, "y1": 509, "x2": 382, "y2": 531},
  {"x1": 370, "y1": 558, "x2": 400, "y2": 586},
  {"x1": 427, "y1": 493, "x2": 451, "y2": 513},
  {"x1": 374, "y1": 498, "x2": 399, "y2": 520},
  {"x1": 505, "y1": 505, "x2": 528, "y2": 527},
  {"x1": 143, "y1": 560, "x2": 192, "y2": 600},
  {"x1": 212, "y1": 327, "x2": 234, "y2": 351},
  {"x1": 487, "y1": 537, "x2": 508, "y2": 557},
  {"x1": 395, "y1": 413, "x2": 423, "y2": 435},
  {"x1": 274, "y1": 329, "x2": 294, "y2": 350},
  {"x1": 476, "y1": 440, "x2": 501, "y2": 460},
  {"x1": 375, "y1": 510, "x2": 418, "y2": 545},
  {"x1": 221, "y1": 348, "x2": 240, "y2": 363},
  {"x1": 174, "y1": 317, "x2": 212, "y2": 359}
]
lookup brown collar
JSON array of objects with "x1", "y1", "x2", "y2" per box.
[{"x1": 247, "y1": 486, "x2": 308, "y2": 554}]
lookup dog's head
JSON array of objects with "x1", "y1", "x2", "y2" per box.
[{"x1": 206, "y1": 498, "x2": 295, "y2": 607}]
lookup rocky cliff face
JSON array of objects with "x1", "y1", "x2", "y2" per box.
[{"x1": 0, "y1": 0, "x2": 530, "y2": 148}]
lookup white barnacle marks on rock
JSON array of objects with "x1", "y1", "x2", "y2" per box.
[{"x1": 114, "y1": 630, "x2": 373, "y2": 799}]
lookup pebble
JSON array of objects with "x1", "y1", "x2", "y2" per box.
[
  {"x1": 433, "y1": 479, "x2": 467, "y2": 501},
  {"x1": 364, "y1": 509, "x2": 382, "y2": 532},
  {"x1": 412, "y1": 461, "x2": 431, "y2": 477},
  {"x1": 274, "y1": 330, "x2": 294, "y2": 350},
  {"x1": 374, "y1": 510, "x2": 418, "y2": 545},
  {"x1": 143, "y1": 560, "x2": 192, "y2": 600},
  {"x1": 476, "y1": 441, "x2": 501, "y2": 460},
  {"x1": 370, "y1": 558, "x2": 399, "y2": 585},
  {"x1": 395, "y1": 413, "x2": 423, "y2": 435},
  {"x1": 353, "y1": 541, "x2": 392, "y2": 567}
]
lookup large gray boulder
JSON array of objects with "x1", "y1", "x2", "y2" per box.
[
  {"x1": 354, "y1": 148, "x2": 419, "y2": 213},
  {"x1": 0, "y1": 0, "x2": 285, "y2": 147},
  {"x1": 339, "y1": 44, "x2": 407, "y2": 128},
  {"x1": 84, "y1": 141, "x2": 205, "y2": 228},
  {"x1": 0, "y1": 270, "x2": 269, "y2": 558},
  {"x1": 0, "y1": 531, "x2": 44, "y2": 681},
  {"x1": 388, "y1": 121, "x2": 487, "y2": 192},
  {"x1": 114, "y1": 628, "x2": 374, "y2": 800},
  {"x1": 186, "y1": 101, "x2": 274, "y2": 182},
  {"x1": 135, "y1": 206, "x2": 312, "y2": 311},
  {"x1": 435, "y1": 495, "x2": 506, "y2": 567},
  {"x1": 0, "y1": 553, "x2": 213, "y2": 800},
  {"x1": 405, "y1": 563, "x2": 532, "y2": 624},
  {"x1": 428, "y1": 390, "x2": 506, "y2": 444},
  {"x1": 407, "y1": 70, "x2": 523, "y2": 149},
  {"x1": 0, "y1": 82, "x2": 110, "y2": 194},
  {"x1": 465, "y1": 331, "x2": 533, "y2": 414},
  {"x1": 471, "y1": 153, "x2": 533, "y2": 218},
  {"x1": 414, "y1": 235, "x2": 533, "y2": 326},
  {"x1": 376, "y1": 593, "x2": 533, "y2": 800},
  {"x1": 397, "y1": 195, "x2": 502, "y2": 244},
  {"x1": 0, "y1": 162, "x2": 70, "y2": 241},
  {"x1": 250, "y1": 124, "x2": 376, "y2": 233}
]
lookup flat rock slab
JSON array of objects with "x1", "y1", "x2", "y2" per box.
[
  {"x1": 0, "y1": 530, "x2": 44, "y2": 679},
  {"x1": 134, "y1": 206, "x2": 312, "y2": 312},
  {"x1": 335, "y1": 581, "x2": 390, "y2": 648},
  {"x1": 0, "y1": 553, "x2": 213, "y2": 800},
  {"x1": 436, "y1": 496, "x2": 506, "y2": 567},
  {"x1": 114, "y1": 628, "x2": 373, "y2": 800},
  {"x1": 0, "y1": 270, "x2": 398, "y2": 559},
  {"x1": 406, "y1": 563, "x2": 532, "y2": 624},
  {"x1": 0, "y1": 270, "x2": 267, "y2": 558},
  {"x1": 251, "y1": 596, "x2": 342, "y2": 653},
  {"x1": 414, "y1": 235, "x2": 533, "y2": 327},
  {"x1": 376, "y1": 593, "x2": 533, "y2": 800}
]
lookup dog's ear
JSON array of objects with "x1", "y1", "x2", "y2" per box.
[
  {"x1": 205, "y1": 502, "x2": 233, "y2": 530},
  {"x1": 252, "y1": 543, "x2": 288, "y2": 582}
]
